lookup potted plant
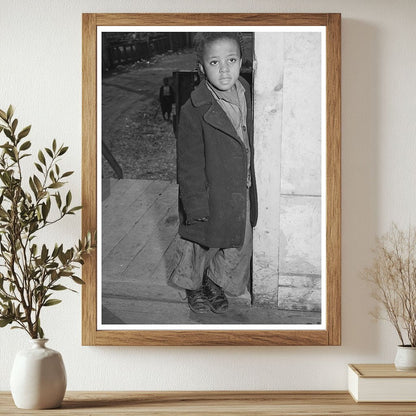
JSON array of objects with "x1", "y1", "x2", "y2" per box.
[
  {"x1": 363, "y1": 223, "x2": 416, "y2": 370},
  {"x1": 0, "y1": 105, "x2": 94, "y2": 408}
]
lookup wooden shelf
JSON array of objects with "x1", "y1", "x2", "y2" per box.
[{"x1": 2, "y1": 391, "x2": 416, "y2": 415}]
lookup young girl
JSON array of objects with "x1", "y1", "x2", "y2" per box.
[{"x1": 169, "y1": 32, "x2": 258, "y2": 314}]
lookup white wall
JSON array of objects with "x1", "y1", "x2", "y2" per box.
[{"x1": 1, "y1": 0, "x2": 416, "y2": 391}]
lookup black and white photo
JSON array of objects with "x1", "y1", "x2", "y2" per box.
[{"x1": 82, "y1": 13, "x2": 341, "y2": 346}]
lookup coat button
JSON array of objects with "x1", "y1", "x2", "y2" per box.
[{"x1": 242, "y1": 125, "x2": 247, "y2": 131}]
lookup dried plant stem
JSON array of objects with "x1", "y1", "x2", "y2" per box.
[{"x1": 363, "y1": 223, "x2": 416, "y2": 347}]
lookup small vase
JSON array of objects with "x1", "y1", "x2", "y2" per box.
[
  {"x1": 10, "y1": 338, "x2": 67, "y2": 409},
  {"x1": 394, "y1": 345, "x2": 416, "y2": 371}
]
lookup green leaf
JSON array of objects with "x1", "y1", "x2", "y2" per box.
[
  {"x1": 29, "y1": 177, "x2": 38, "y2": 197},
  {"x1": 29, "y1": 222, "x2": 39, "y2": 234},
  {"x1": 0, "y1": 109, "x2": 7, "y2": 121},
  {"x1": 34, "y1": 163, "x2": 43, "y2": 173},
  {"x1": 38, "y1": 325, "x2": 44, "y2": 339},
  {"x1": 41, "y1": 202, "x2": 50, "y2": 221},
  {"x1": 65, "y1": 191, "x2": 72, "y2": 207},
  {"x1": 58, "y1": 146, "x2": 68, "y2": 156},
  {"x1": 43, "y1": 299, "x2": 62, "y2": 307},
  {"x1": 6, "y1": 105, "x2": 14, "y2": 122},
  {"x1": 0, "y1": 317, "x2": 13, "y2": 327},
  {"x1": 69, "y1": 206, "x2": 82, "y2": 213},
  {"x1": 17, "y1": 125, "x2": 31, "y2": 140},
  {"x1": 38, "y1": 150, "x2": 46, "y2": 165},
  {"x1": 61, "y1": 171, "x2": 74, "y2": 178},
  {"x1": 41, "y1": 244, "x2": 48, "y2": 262},
  {"x1": 19, "y1": 140, "x2": 31, "y2": 151},
  {"x1": 31, "y1": 244, "x2": 38, "y2": 256},
  {"x1": 55, "y1": 192, "x2": 62, "y2": 208},
  {"x1": 38, "y1": 190, "x2": 47, "y2": 200},
  {"x1": 50, "y1": 285, "x2": 68, "y2": 291},
  {"x1": 72, "y1": 276, "x2": 85, "y2": 285},
  {"x1": 51, "y1": 244, "x2": 59, "y2": 258},
  {"x1": 52, "y1": 139, "x2": 57, "y2": 152},
  {"x1": 48, "y1": 182, "x2": 64, "y2": 189},
  {"x1": 4, "y1": 129, "x2": 12, "y2": 140},
  {"x1": 56, "y1": 244, "x2": 63, "y2": 258},
  {"x1": 33, "y1": 175, "x2": 42, "y2": 192},
  {"x1": 58, "y1": 250, "x2": 67, "y2": 264},
  {"x1": 11, "y1": 119, "x2": 18, "y2": 133},
  {"x1": 45, "y1": 148, "x2": 53, "y2": 158}
]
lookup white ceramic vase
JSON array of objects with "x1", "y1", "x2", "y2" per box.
[
  {"x1": 10, "y1": 338, "x2": 67, "y2": 409},
  {"x1": 394, "y1": 345, "x2": 416, "y2": 371}
]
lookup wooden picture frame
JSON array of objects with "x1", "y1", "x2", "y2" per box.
[{"x1": 82, "y1": 13, "x2": 341, "y2": 346}]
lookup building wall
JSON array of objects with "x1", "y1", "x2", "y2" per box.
[
  {"x1": 1, "y1": 0, "x2": 416, "y2": 392},
  {"x1": 253, "y1": 31, "x2": 322, "y2": 311},
  {"x1": 252, "y1": 32, "x2": 284, "y2": 305}
]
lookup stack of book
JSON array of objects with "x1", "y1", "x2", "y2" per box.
[{"x1": 348, "y1": 364, "x2": 416, "y2": 402}]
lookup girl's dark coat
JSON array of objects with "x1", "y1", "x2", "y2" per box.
[{"x1": 177, "y1": 77, "x2": 258, "y2": 248}]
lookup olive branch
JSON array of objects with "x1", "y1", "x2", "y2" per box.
[{"x1": 0, "y1": 105, "x2": 94, "y2": 339}]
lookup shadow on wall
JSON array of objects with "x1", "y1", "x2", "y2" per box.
[{"x1": 341, "y1": 19, "x2": 381, "y2": 355}]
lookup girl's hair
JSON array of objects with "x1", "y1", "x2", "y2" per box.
[{"x1": 193, "y1": 32, "x2": 244, "y2": 64}]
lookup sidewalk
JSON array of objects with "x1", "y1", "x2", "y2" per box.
[
  {"x1": 102, "y1": 49, "x2": 196, "y2": 181},
  {"x1": 101, "y1": 178, "x2": 321, "y2": 326}
]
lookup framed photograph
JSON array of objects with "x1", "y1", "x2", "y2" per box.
[{"x1": 82, "y1": 13, "x2": 341, "y2": 346}]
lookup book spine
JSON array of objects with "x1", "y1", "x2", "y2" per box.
[{"x1": 347, "y1": 366, "x2": 359, "y2": 402}]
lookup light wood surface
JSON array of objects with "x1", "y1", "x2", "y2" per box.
[
  {"x1": 350, "y1": 364, "x2": 416, "y2": 378},
  {"x1": 82, "y1": 13, "x2": 341, "y2": 346},
  {"x1": 2, "y1": 391, "x2": 416, "y2": 415}
]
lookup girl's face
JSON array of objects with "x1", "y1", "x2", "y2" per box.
[{"x1": 199, "y1": 38, "x2": 242, "y2": 92}]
